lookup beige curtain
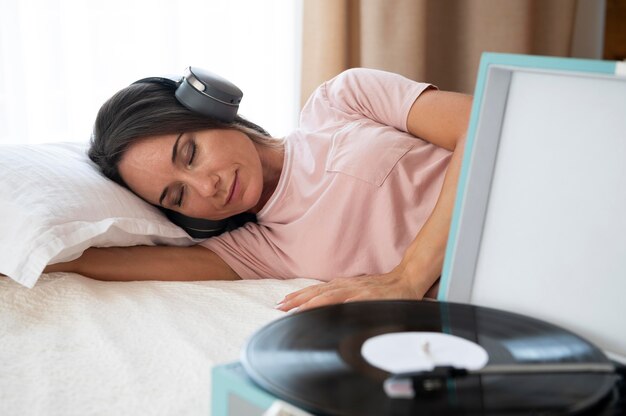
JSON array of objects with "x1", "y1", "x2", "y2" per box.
[{"x1": 301, "y1": 0, "x2": 579, "y2": 105}]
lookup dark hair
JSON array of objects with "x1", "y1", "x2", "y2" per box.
[
  {"x1": 89, "y1": 81, "x2": 276, "y2": 187},
  {"x1": 88, "y1": 81, "x2": 279, "y2": 232}
]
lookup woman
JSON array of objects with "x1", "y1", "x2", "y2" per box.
[{"x1": 46, "y1": 68, "x2": 471, "y2": 313}]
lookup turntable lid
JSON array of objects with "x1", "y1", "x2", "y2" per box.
[{"x1": 440, "y1": 53, "x2": 626, "y2": 363}]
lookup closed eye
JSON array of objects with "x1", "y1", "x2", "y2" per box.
[
  {"x1": 187, "y1": 141, "x2": 196, "y2": 167},
  {"x1": 176, "y1": 185, "x2": 185, "y2": 207}
]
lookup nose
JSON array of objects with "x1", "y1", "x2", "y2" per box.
[{"x1": 186, "y1": 173, "x2": 220, "y2": 198}]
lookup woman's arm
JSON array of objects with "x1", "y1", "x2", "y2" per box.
[
  {"x1": 406, "y1": 89, "x2": 472, "y2": 151},
  {"x1": 45, "y1": 245, "x2": 240, "y2": 282},
  {"x1": 276, "y1": 89, "x2": 471, "y2": 311},
  {"x1": 398, "y1": 89, "x2": 471, "y2": 294}
]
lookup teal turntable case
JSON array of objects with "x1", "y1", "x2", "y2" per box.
[{"x1": 211, "y1": 362, "x2": 277, "y2": 415}]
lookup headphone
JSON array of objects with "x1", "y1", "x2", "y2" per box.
[{"x1": 132, "y1": 67, "x2": 256, "y2": 239}]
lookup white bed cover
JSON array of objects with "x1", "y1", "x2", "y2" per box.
[{"x1": 0, "y1": 273, "x2": 317, "y2": 415}]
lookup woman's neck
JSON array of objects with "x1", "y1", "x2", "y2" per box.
[{"x1": 251, "y1": 140, "x2": 285, "y2": 214}]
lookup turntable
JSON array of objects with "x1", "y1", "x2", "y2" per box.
[{"x1": 211, "y1": 53, "x2": 626, "y2": 415}]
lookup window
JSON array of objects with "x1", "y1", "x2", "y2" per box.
[{"x1": 0, "y1": 0, "x2": 302, "y2": 144}]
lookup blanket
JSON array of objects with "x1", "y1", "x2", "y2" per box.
[{"x1": 0, "y1": 273, "x2": 318, "y2": 415}]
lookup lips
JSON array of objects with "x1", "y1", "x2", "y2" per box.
[{"x1": 225, "y1": 170, "x2": 239, "y2": 206}]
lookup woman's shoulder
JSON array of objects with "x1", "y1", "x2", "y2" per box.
[
  {"x1": 301, "y1": 68, "x2": 432, "y2": 133},
  {"x1": 299, "y1": 70, "x2": 374, "y2": 131}
]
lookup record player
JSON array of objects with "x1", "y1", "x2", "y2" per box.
[{"x1": 211, "y1": 53, "x2": 626, "y2": 415}]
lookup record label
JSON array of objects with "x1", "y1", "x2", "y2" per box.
[{"x1": 361, "y1": 331, "x2": 489, "y2": 373}]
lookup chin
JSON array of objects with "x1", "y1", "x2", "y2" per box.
[{"x1": 244, "y1": 186, "x2": 263, "y2": 212}]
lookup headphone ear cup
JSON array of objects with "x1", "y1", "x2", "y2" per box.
[
  {"x1": 175, "y1": 81, "x2": 238, "y2": 122},
  {"x1": 175, "y1": 67, "x2": 242, "y2": 122},
  {"x1": 131, "y1": 68, "x2": 242, "y2": 122},
  {"x1": 162, "y1": 209, "x2": 229, "y2": 239}
]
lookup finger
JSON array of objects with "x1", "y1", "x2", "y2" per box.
[
  {"x1": 279, "y1": 285, "x2": 354, "y2": 312},
  {"x1": 277, "y1": 286, "x2": 327, "y2": 311},
  {"x1": 277, "y1": 280, "x2": 347, "y2": 311},
  {"x1": 342, "y1": 283, "x2": 414, "y2": 303},
  {"x1": 298, "y1": 288, "x2": 360, "y2": 311},
  {"x1": 277, "y1": 276, "x2": 386, "y2": 311},
  {"x1": 278, "y1": 282, "x2": 325, "y2": 304},
  {"x1": 281, "y1": 277, "x2": 358, "y2": 302}
]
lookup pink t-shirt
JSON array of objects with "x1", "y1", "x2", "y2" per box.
[{"x1": 201, "y1": 68, "x2": 452, "y2": 280}]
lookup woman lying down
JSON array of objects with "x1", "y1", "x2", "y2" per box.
[{"x1": 46, "y1": 68, "x2": 471, "y2": 313}]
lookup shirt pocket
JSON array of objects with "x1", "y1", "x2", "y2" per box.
[{"x1": 325, "y1": 120, "x2": 415, "y2": 186}]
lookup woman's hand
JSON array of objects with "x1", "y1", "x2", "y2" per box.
[{"x1": 275, "y1": 268, "x2": 438, "y2": 313}]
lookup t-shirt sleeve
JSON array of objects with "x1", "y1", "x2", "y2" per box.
[
  {"x1": 300, "y1": 68, "x2": 435, "y2": 133},
  {"x1": 199, "y1": 224, "x2": 288, "y2": 280}
]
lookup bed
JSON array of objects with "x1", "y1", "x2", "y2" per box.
[
  {"x1": 0, "y1": 273, "x2": 316, "y2": 415},
  {"x1": 0, "y1": 142, "x2": 319, "y2": 415}
]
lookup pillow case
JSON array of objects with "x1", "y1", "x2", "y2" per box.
[{"x1": 0, "y1": 142, "x2": 198, "y2": 288}]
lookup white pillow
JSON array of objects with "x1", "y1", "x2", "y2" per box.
[{"x1": 0, "y1": 142, "x2": 198, "y2": 288}]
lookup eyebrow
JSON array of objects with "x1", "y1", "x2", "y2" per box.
[
  {"x1": 159, "y1": 132, "x2": 184, "y2": 206},
  {"x1": 171, "y1": 132, "x2": 184, "y2": 164}
]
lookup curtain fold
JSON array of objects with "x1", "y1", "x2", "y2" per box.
[{"x1": 301, "y1": 0, "x2": 579, "y2": 105}]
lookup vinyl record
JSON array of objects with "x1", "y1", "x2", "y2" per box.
[{"x1": 241, "y1": 300, "x2": 619, "y2": 416}]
